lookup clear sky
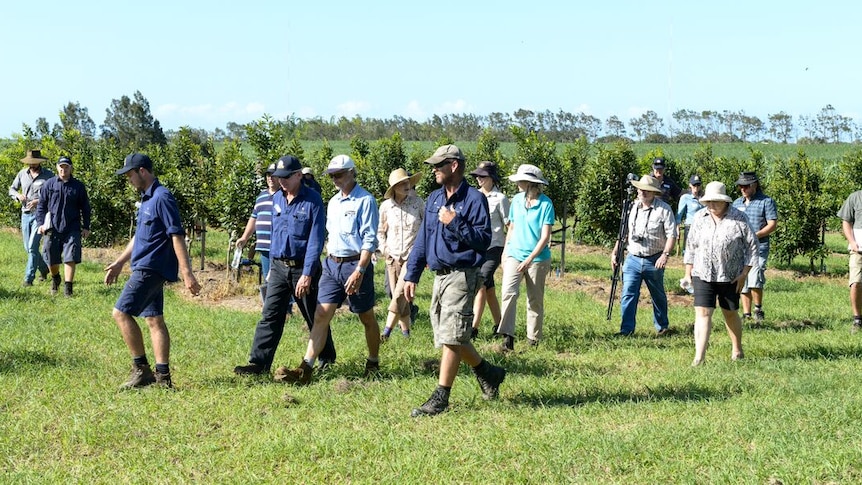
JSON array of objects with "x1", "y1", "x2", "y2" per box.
[{"x1": 2, "y1": 1, "x2": 858, "y2": 137}]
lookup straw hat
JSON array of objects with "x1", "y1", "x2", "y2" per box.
[
  {"x1": 699, "y1": 181, "x2": 732, "y2": 203},
  {"x1": 630, "y1": 175, "x2": 662, "y2": 193},
  {"x1": 21, "y1": 149, "x2": 47, "y2": 165},
  {"x1": 384, "y1": 168, "x2": 423, "y2": 199}
]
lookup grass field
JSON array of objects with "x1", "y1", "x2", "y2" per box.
[{"x1": 1, "y1": 228, "x2": 861, "y2": 483}]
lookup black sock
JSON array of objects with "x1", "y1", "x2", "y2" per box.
[
  {"x1": 473, "y1": 359, "x2": 490, "y2": 374},
  {"x1": 133, "y1": 355, "x2": 149, "y2": 367},
  {"x1": 854, "y1": 316, "x2": 862, "y2": 324},
  {"x1": 64, "y1": 282, "x2": 73, "y2": 293},
  {"x1": 155, "y1": 363, "x2": 170, "y2": 374}
]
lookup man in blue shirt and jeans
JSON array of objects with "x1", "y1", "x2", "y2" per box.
[
  {"x1": 234, "y1": 155, "x2": 336, "y2": 376},
  {"x1": 274, "y1": 154, "x2": 380, "y2": 384},
  {"x1": 105, "y1": 153, "x2": 201, "y2": 389},
  {"x1": 404, "y1": 144, "x2": 506, "y2": 417}
]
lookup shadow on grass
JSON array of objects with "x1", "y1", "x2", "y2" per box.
[
  {"x1": 767, "y1": 343, "x2": 862, "y2": 361},
  {"x1": 0, "y1": 349, "x2": 62, "y2": 373},
  {"x1": 744, "y1": 319, "x2": 827, "y2": 332},
  {"x1": 510, "y1": 382, "x2": 739, "y2": 408}
]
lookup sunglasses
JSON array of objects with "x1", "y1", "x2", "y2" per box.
[
  {"x1": 329, "y1": 171, "x2": 348, "y2": 179},
  {"x1": 432, "y1": 159, "x2": 453, "y2": 170},
  {"x1": 738, "y1": 184, "x2": 751, "y2": 189}
]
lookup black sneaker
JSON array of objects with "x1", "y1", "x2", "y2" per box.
[
  {"x1": 38, "y1": 272, "x2": 48, "y2": 282},
  {"x1": 51, "y1": 274, "x2": 61, "y2": 296},
  {"x1": 64, "y1": 282, "x2": 73, "y2": 298},
  {"x1": 363, "y1": 359, "x2": 380, "y2": 378},
  {"x1": 852, "y1": 320, "x2": 862, "y2": 334},
  {"x1": 474, "y1": 364, "x2": 506, "y2": 400},
  {"x1": 501, "y1": 335, "x2": 514, "y2": 352},
  {"x1": 411, "y1": 388, "x2": 449, "y2": 417},
  {"x1": 154, "y1": 371, "x2": 173, "y2": 389},
  {"x1": 233, "y1": 363, "x2": 268, "y2": 375},
  {"x1": 120, "y1": 363, "x2": 156, "y2": 389},
  {"x1": 754, "y1": 310, "x2": 765, "y2": 323}
]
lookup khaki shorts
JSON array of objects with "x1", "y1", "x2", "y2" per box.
[
  {"x1": 850, "y1": 252, "x2": 862, "y2": 286},
  {"x1": 429, "y1": 268, "x2": 479, "y2": 348}
]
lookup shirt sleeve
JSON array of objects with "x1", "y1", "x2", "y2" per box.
[
  {"x1": 159, "y1": 191, "x2": 185, "y2": 236},
  {"x1": 303, "y1": 199, "x2": 326, "y2": 276},
  {"x1": 500, "y1": 194, "x2": 511, "y2": 226},
  {"x1": 377, "y1": 202, "x2": 388, "y2": 255},
  {"x1": 765, "y1": 197, "x2": 778, "y2": 221},
  {"x1": 80, "y1": 183, "x2": 91, "y2": 230},
  {"x1": 358, "y1": 195, "x2": 379, "y2": 253},
  {"x1": 9, "y1": 171, "x2": 22, "y2": 199}
]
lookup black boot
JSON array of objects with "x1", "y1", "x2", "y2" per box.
[
  {"x1": 473, "y1": 361, "x2": 506, "y2": 400},
  {"x1": 51, "y1": 274, "x2": 62, "y2": 296},
  {"x1": 411, "y1": 386, "x2": 450, "y2": 417}
]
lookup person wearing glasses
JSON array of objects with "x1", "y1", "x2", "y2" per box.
[
  {"x1": 274, "y1": 154, "x2": 381, "y2": 385},
  {"x1": 732, "y1": 171, "x2": 778, "y2": 325},
  {"x1": 403, "y1": 144, "x2": 505, "y2": 417},
  {"x1": 611, "y1": 175, "x2": 678, "y2": 337}
]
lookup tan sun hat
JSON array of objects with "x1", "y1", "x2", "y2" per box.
[
  {"x1": 384, "y1": 168, "x2": 423, "y2": 199},
  {"x1": 699, "y1": 181, "x2": 733, "y2": 203},
  {"x1": 21, "y1": 149, "x2": 47, "y2": 165},
  {"x1": 630, "y1": 175, "x2": 663, "y2": 193}
]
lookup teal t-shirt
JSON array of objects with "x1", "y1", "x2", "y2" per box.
[{"x1": 506, "y1": 192, "x2": 555, "y2": 262}]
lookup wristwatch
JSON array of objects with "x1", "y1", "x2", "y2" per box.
[{"x1": 356, "y1": 265, "x2": 366, "y2": 274}]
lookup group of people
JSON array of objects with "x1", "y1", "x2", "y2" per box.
[
  {"x1": 613, "y1": 157, "x2": 781, "y2": 365},
  {"x1": 11, "y1": 147, "x2": 861, "y2": 412}
]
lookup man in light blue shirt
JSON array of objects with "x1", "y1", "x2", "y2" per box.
[{"x1": 274, "y1": 154, "x2": 382, "y2": 385}]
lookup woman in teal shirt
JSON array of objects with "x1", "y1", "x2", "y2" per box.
[{"x1": 496, "y1": 164, "x2": 555, "y2": 352}]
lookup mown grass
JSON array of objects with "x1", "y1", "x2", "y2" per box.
[{"x1": 1, "y1": 228, "x2": 861, "y2": 483}]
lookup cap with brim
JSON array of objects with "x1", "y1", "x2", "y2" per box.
[
  {"x1": 470, "y1": 161, "x2": 500, "y2": 182},
  {"x1": 301, "y1": 167, "x2": 313, "y2": 175},
  {"x1": 631, "y1": 175, "x2": 663, "y2": 193},
  {"x1": 700, "y1": 181, "x2": 733, "y2": 203},
  {"x1": 508, "y1": 164, "x2": 549, "y2": 185},
  {"x1": 653, "y1": 157, "x2": 666, "y2": 169},
  {"x1": 273, "y1": 155, "x2": 302, "y2": 178},
  {"x1": 735, "y1": 171, "x2": 759, "y2": 186},
  {"x1": 21, "y1": 149, "x2": 47, "y2": 165},
  {"x1": 57, "y1": 156, "x2": 72, "y2": 166},
  {"x1": 265, "y1": 163, "x2": 277, "y2": 175},
  {"x1": 327, "y1": 154, "x2": 356, "y2": 174},
  {"x1": 384, "y1": 168, "x2": 423, "y2": 199},
  {"x1": 116, "y1": 153, "x2": 153, "y2": 175},
  {"x1": 689, "y1": 175, "x2": 702, "y2": 185},
  {"x1": 425, "y1": 144, "x2": 465, "y2": 165}
]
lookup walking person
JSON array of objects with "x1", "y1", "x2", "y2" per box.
[
  {"x1": 496, "y1": 164, "x2": 555, "y2": 351},
  {"x1": 611, "y1": 175, "x2": 678, "y2": 336},
  {"x1": 732, "y1": 171, "x2": 778, "y2": 324},
  {"x1": 274, "y1": 154, "x2": 381, "y2": 384},
  {"x1": 469, "y1": 161, "x2": 509, "y2": 340},
  {"x1": 9, "y1": 149, "x2": 53, "y2": 286},
  {"x1": 676, "y1": 174, "x2": 705, "y2": 254},
  {"x1": 104, "y1": 153, "x2": 201, "y2": 389},
  {"x1": 36, "y1": 156, "x2": 91, "y2": 297},
  {"x1": 235, "y1": 162, "x2": 279, "y2": 303},
  {"x1": 838, "y1": 189, "x2": 862, "y2": 332},
  {"x1": 234, "y1": 155, "x2": 337, "y2": 376},
  {"x1": 681, "y1": 182, "x2": 757, "y2": 365},
  {"x1": 378, "y1": 168, "x2": 425, "y2": 342},
  {"x1": 403, "y1": 144, "x2": 505, "y2": 417}
]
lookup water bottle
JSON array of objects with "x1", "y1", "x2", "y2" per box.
[
  {"x1": 679, "y1": 278, "x2": 694, "y2": 295},
  {"x1": 231, "y1": 246, "x2": 243, "y2": 269}
]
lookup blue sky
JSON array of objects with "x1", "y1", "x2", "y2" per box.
[{"x1": 2, "y1": 1, "x2": 858, "y2": 137}]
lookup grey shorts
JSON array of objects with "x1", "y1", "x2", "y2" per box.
[
  {"x1": 429, "y1": 267, "x2": 480, "y2": 348},
  {"x1": 742, "y1": 254, "x2": 767, "y2": 293},
  {"x1": 42, "y1": 231, "x2": 82, "y2": 265}
]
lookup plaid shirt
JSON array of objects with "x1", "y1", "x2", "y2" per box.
[{"x1": 626, "y1": 198, "x2": 677, "y2": 257}]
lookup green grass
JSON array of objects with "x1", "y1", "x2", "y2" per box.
[{"x1": 1, "y1": 228, "x2": 862, "y2": 483}]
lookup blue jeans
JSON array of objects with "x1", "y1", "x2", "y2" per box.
[
  {"x1": 620, "y1": 253, "x2": 668, "y2": 334},
  {"x1": 258, "y1": 251, "x2": 270, "y2": 281},
  {"x1": 21, "y1": 212, "x2": 47, "y2": 283}
]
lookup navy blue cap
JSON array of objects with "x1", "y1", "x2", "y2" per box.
[
  {"x1": 689, "y1": 175, "x2": 702, "y2": 185},
  {"x1": 57, "y1": 156, "x2": 72, "y2": 166},
  {"x1": 652, "y1": 157, "x2": 666, "y2": 169},
  {"x1": 272, "y1": 155, "x2": 302, "y2": 178},
  {"x1": 116, "y1": 153, "x2": 153, "y2": 175}
]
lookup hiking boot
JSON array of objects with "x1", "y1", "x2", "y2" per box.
[
  {"x1": 656, "y1": 327, "x2": 673, "y2": 337},
  {"x1": 474, "y1": 364, "x2": 506, "y2": 400},
  {"x1": 51, "y1": 274, "x2": 61, "y2": 296},
  {"x1": 273, "y1": 360, "x2": 313, "y2": 385},
  {"x1": 363, "y1": 359, "x2": 380, "y2": 378},
  {"x1": 233, "y1": 362, "x2": 268, "y2": 375},
  {"x1": 380, "y1": 332, "x2": 390, "y2": 344},
  {"x1": 154, "y1": 371, "x2": 173, "y2": 389},
  {"x1": 120, "y1": 364, "x2": 156, "y2": 389},
  {"x1": 500, "y1": 335, "x2": 514, "y2": 352},
  {"x1": 411, "y1": 387, "x2": 449, "y2": 417},
  {"x1": 22, "y1": 280, "x2": 33, "y2": 287},
  {"x1": 64, "y1": 282, "x2": 73, "y2": 298},
  {"x1": 38, "y1": 272, "x2": 48, "y2": 282},
  {"x1": 754, "y1": 310, "x2": 765, "y2": 323}
]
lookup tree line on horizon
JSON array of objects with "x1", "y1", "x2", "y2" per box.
[{"x1": 9, "y1": 91, "x2": 861, "y2": 148}]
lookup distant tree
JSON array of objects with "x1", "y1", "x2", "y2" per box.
[
  {"x1": 225, "y1": 122, "x2": 247, "y2": 141},
  {"x1": 767, "y1": 112, "x2": 794, "y2": 143},
  {"x1": 58, "y1": 102, "x2": 96, "y2": 138},
  {"x1": 629, "y1": 111, "x2": 664, "y2": 140},
  {"x1": 512, "y1": 109, "x2": 538, "y2": 132},
  {"x1": 605, "y1": 115, "x2": 627, "y2": 138},
  {"x1": 101, "y1": 91, "x2": 167, "y2": 148}
]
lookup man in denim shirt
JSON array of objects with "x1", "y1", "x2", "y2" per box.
[
  {"x1": 275, "y1": 154, "x2": 380, "y2": 385},
  {"x1": 404, "y1": 144, "x2": 506, "y2": 417},
  {"x1": 9, "y1": 149, "x2": 53, "y2": 286},
  {"x1": 732, "y1": 171, "x2": 778, "y2": 324}
]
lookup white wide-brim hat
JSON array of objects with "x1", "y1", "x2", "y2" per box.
[
  {"x1": 508, "y1": 164, "x2": 548, "y2": 185},
  {"x1": 700, "y1": 181, "x2": 732, "y2": 203}
]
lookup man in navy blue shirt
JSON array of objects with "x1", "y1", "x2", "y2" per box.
[
  {"x1": 403, "y1": 144, "x2": 506, "y2": 417},
  {"x1": 234, "y1": 155, "x2": 336, "y2": 376},
  {"x1": 104, "y1": 153, "x2": 201, "y2": 389},
  {"x1": 36, "y1": 156, "x2": 91, "y2": 297}
]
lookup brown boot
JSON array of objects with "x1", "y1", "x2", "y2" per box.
[
  {"x1": 120, "y1": 363, "x2": 156, "y2": 389},
  {"x1": 273, "y1": 360, "x2": 314, "y2": 385}
]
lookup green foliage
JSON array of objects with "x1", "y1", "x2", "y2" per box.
[
  {"x1": 213, "y1": 140, "x2": 257, "y2": 239},
  {"x1": 100, "y1": 91, "x2": 166, "y2": 148},
  {"x1": 769, "y1": 152, "x2": 834, "y2": 270},
  {"x1": 574, "y1": 143, "x2": 639, "y2": 245},
  {"x1": 245, "y1": 115, "x2": 287, "y2": 166},
  {"x1": 356, "y1": 133, "x2": 408, "y2": 199}
]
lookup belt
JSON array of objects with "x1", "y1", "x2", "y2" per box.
[
  {"x1": 634, "y1": 252, "x2": 662, "y2": 259},
  {"x1": 436, "y1": 267, "x2": 459, "y2": 276},
  {"x1": 329, "y1": 254, "x2": 360, "y2": 263},
  {"x1": 277, "y1": 258, "x2": 303, "y2": 267}
]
